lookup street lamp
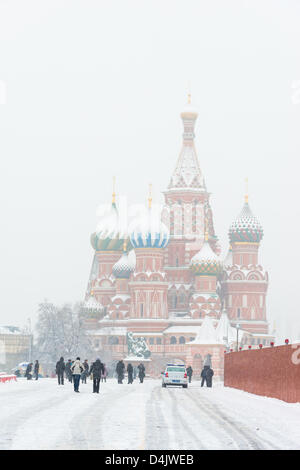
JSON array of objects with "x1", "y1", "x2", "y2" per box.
[{"x1": 236, "y1": 323, "x2": 240, "y2": 352}]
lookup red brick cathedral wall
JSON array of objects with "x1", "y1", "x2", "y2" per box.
[{"x1": 224, "y1": 344, "x2": 300, "y2": 403}]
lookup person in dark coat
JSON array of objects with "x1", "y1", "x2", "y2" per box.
[
  {"x1": 186, "y1": 365, "x2": 193, "y2": 383},
  {"x1": 127, "y1": 363, "x2": 133, "y2": 384},
  {"x1": 89, "y1": 358, "x2": 105, "y2": 393},
  {"x1": 137, "y1": 363, "x2": 145, "y2": 383},
  {"x1": 65, "y1": 359, "x2": 73, "y2": 382},
  {"x1": 25, "y1": 363, "x2": 33, "y2": 380},
  {"x1": 56, "y1": 357, "x2": 65, "y2": 385},
  {"x1": 116, "y1": 360, "x2": 125, "y2": 384},
  {"x1": 201, "y1": 365, "x2": 214, "y2": 387},
  {"x1": 81, "y1": 360, "x2": 89, "y2": 384},
  {"x1": 206, "y1": 366, "x2": 214, "y2": 388},
  {"x1": 34, "y1": 360, "x2": 39, "y2": 380}
]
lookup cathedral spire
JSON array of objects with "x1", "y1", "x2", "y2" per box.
[{"x1": 168, "y1": 97, "x2": 205, "y2": 191}]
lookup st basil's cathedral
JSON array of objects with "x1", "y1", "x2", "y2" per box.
[{"x1": 83, "y1": 97, "x2": 273, "y2": 378}]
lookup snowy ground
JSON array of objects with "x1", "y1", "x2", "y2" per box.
[{"x1": 0, "y1": 378, "x2": 300, "y2": 450}]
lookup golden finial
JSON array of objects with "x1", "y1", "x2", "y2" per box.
[
  {"x1": 112, "y1": 176, "x2": 116, "y2": 204},
  {"x1": 148, "y1": 183, "x2": 152, "y2": 209},
  {"x1": 90, "y1": 290, "x2": 94, "y2": 296},
  {"x1": 187, "y1": 81, "x2": 191, "y2": 104},
  {"x1": 123, "y1": 240, "x2": 127, "y2": 252},
  {"x1": 245, "y1": 177, "x2": 248, "y2": 204}
]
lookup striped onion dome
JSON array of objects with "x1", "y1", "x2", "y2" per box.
[
  {"x1": 229, "y1": 201, "x2": 263, "y2": 243},
  {"x1": 90, "y1": 202, "x2": 131, "y2": 251},
  {"x1": 190, "y1": 238, "x2": 223, "y2": 276},
  {"x1": 129, "y1": 206, "x2": 169, "y2": 249}
]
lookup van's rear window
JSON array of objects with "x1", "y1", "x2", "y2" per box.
[{"x1": 167, "y1": 367, "x2": 185, "y2": 372}]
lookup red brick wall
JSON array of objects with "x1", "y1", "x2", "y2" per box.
[{"x1": 224, "y1": 344, "x2": 300, "y2": 403}]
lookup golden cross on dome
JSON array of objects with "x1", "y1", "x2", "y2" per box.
[
  {"x1": 187, "y1": 81, "x2": 191, "y2": 104},
  {"x1": 112, "y1": 176, "x2": 116, "y2": 204},
  {"x1": 123, "y1": 240, "x2": 127, "y2": 252},
  {"x1": 148, "y1": 183, "x2": 152, "y2": 209},
  {"x1": 245, "y1": 177, "x2": 249, "y2": 203}
]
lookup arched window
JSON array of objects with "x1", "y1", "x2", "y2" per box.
[
  {"x1": 108, "y1": 336, "x2": 119, "y2": 345},
  {"x1": 149, "y1": 338, "x2": 154, "y2": 345},
  {"x1": 156, "y1": 337, "x2": 162, "y2": 345},
  {"x1": 189, "y1": 337, "x2": 194, "y2": 342},
  {"x1": 237, "y1": 308, "x2": 241, "y2": 318},
  {"x1": 170, "y1": 336, "x2": 177, "y2": 344},
  {"x1": 179, "y1": 336, "x2": 185, "y2": 344}
]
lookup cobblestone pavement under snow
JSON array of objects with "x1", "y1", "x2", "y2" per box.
[{"x1": 1, "y1": 378, "x2": 300, "y2": 450}]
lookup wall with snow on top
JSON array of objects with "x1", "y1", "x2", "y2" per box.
[{"x1": 224, "y1": 344, "x2": 300, "y2": 403}]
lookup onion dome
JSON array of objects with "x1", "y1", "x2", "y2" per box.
[
  {"x1": 190, "y1": 234, "x2": 223, "y2": 275},
  {"x1": 82, "y1": 294, "x2": 104, "y2": 318},
  {"x1": 229, "y1": 198, "x2": 263, "y2": 244},
  {"x1": 129, "y1": 187, "x2": 169, "y2": 249},
  {"x1": 91, "y1": 192, "x2": 130, "y2": 251},
  {"x1": 112, "y1": 242, "x2": 135, "y2": 279}
]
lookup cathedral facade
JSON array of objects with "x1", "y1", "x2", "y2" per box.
[{"x1": 83, "y1": 98, "x2": 272, "y2": 378}]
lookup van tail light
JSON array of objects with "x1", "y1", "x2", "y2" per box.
[
  {"x1": 184, "y1": 373, "x2": 187, "y2": 378},
  {"x1": 165, "y1": 372, "x2": 168, "y2": 377}
]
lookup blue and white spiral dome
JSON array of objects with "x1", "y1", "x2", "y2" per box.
[{"x1": 129, "y1": 207, "x2": 169, "y2": 249}]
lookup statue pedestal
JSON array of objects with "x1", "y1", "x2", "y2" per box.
[{"x1": 124, "y1": 356, "x2": 152, "y2": 377}]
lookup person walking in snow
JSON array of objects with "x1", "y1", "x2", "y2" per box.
[
  {"x1": 137, "y1": 363, "x2": 145, "y2": 383},
  {"x1": 127, "y1": 363, "x2": 133, "y2": 384},
  {"x1": 102, "y1": 364, "x2": 108, "y2": 382},
  {"x1": 81, "y1": 359, "x2": 89, "y2": 384},
  {"x1": 206, "y1": 366, "x2": 214, "y2": 388},
  {"x1": 56, "y1": 357, "x2": 65, "y2": 385},
  {"x1": 71, "y1": 357, "x2": 84, "y2": 392},
  {"x1": 89, "y1": 358, "x2": 105, "y2": 393},
  {"x1": 201, "y1": 365, "x2": 214, "y2": 388},
  {"x1": 25, "y1": 363, "x2": 33, "y2": 380},
  {"x1": 34, "y1": 360, "x2": 39, "y2": 380},
  {"x1": 116, "y1": 360, "x2": 125, "y2": 384},
  {"x1": 65, "y1": 359, "x2": 73, "y2": 382},
  {"x1": 186, "y1": 365, "x2": 193, "y2": 383}
]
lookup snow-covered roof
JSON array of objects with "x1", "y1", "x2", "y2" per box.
[
  {"x1": 164, "y1": 325, "x2": 198, "y2": 334},
  {"x1": 123, "y1": 356, "x2": 152, "y2": 362},
  {"x1": 215, "y1": 311, "x2": 240, "y2": 344},
  {"x1": 188, "y1": 315, "x2": 222, "y2": 345},
  {"x1": 132, "y1": 332, "x2": 163, "y2": 336},
  {"x1": 87, "y1": 327, "x2": 127, "y2": 336},
  {"x1": 0, "y1": 326, "x2": 23, "y2": 335}
]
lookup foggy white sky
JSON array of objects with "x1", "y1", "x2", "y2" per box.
[{"x1": 0, "y1": 0, "x2": 299, "y2": 342}]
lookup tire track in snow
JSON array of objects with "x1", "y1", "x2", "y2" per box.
[
  {"x1": 2, "y1": 392, "x2": 72, "y2": 450},
  {"x1": 66, "y1": 385, "x2": 141, "y2": 450},
  {"x1": 186, "y1": 389, "x2": 268, "y2": 450},
  {"x1": 166, "y1": 387, "x2": 207, "y2": 450},
  {"x1": 145, "y1": 385, "x2": 170, "y2": 449},
  {"x1": 199, "y1": 390, "x2": 292, "y2": 450},
  {"x1": 174, "y1": 388, "x2": 240, "y2": 450}
]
